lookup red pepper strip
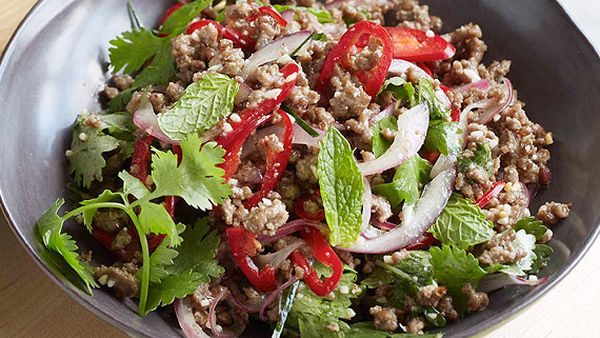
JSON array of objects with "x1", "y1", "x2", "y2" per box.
[
  {"x1": 417, "y1": 62, "x2": 433, "y2": 77},
  {"x1": 385, "y1": 27, "x2": 456, "y2": 62},
  {"x1": 422, "y1": 150, "x2": 440, "y2": 164},
  {"x1": 186, "y1": 20, "x2": 245, "y2": 47},
  {"x1": 294, "y1": 193, "x2": 325, "y2": 221},
  {"x1": 403, "y1": 232, "x2": 438, "y2": 250},
  {"x1": 257, "y1": 6, "x2": 288, "y2": 27},
  {"x1": 226, "y1": 227, "x2": 278, "y2": 292},
  {"x1": 130, "y1": 136, "x2": 154, "y2": 183},
  {"x1": 159, "y1": 2, "x2": 185, "y2": 26},
  {"x1": 244, "y1": 110, "x2": 293, "y2": 209},
  {"x1": 316, "y1": 21, "x2": 393, "y2": 99},
  {"x1": 476, "y1": 181, "x2": 506, "y2": 208},
  {"x1": 92, "y1": 227, "x2": 115, "y2": 250},
  {"x1": 450, "y1": 108, "x2": 461, "y2": 122},
  {"x1": 289, "y1": 227, "x2": 343, "y2": 297}
]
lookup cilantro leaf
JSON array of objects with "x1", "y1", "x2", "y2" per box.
[
  {"x1": 287, "y1": 266, "x2": 360, "y2": 338},
  {"x1": 514, "y1": 217, "x2": 549, "y2": 242},
  {"x1": 80, "y1": 190, "x2": 124, "y2": 231},
  {"x1": 347, "y1": 322, "x2": 443, "y2": 338},
  {"x1": 138, "y1": 201, "x2": 180, "y2": 247},
  {"x1": 273, "y1": 5, "x2": 335, "y2": 24},
  {"x1": 144, "y1": 240, "x2": 179, "y2": 283},
  {"x1": 36, "y1": 199, "x2": 98, "y2": 294},
  {"x1": 530, "y1": 244, "x2": 553, "y2": 274},
  {"x1": 157, "y1": 73, "x2": 239, "y2": 140},
  {"x1": 371, "y1": 116, "x2": 398, "y2": 158},
  {"x1": 68, "y1": 114, "x2": 120, "y2": 188},
  {"x1": 150, "y1": 135, "x2": 231, "y2": 210},
  {"x1": 159, "y1": 0, "x2": 212, "y2": 36},
  {"x1": 119, "y1": 171, "x2": 150, "y2": 200},
  {"x1": 372, "y1": 155, "x2": 431, "y2": 208},
  {"x1": 317, "y1": 128, "x2": 364, "y2": 247},
  {"x1": 429, "y1": 245, "x2": 487, "y2": 289},
  {"x1": 109, "y1": 28, "x2": 163, "y2": 74},
  {"x1": 382, "y1": 77, "x2": 417, "y2": 107},
  {"x1": 424, "y1": 120, "x2": 461, "y2": 156},
  {"x1": 457, "y1": 142, "x2": 493, "y2": 180},
  {"x1": 429, "y1": 194, "x2": 494, "y2": 249},
  {"x1": 144, "y1": 219, "x2": 224, "y2": 314}
]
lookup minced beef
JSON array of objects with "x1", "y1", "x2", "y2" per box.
[
  {"x1": 462, "y1": 283, "x2": 489, "y2": 313},
  {"x1": 370, "y1": 306, "x2": 399, "y2": 332},
  {"x1": 478, "y1": 230, "x2": 526, "y2": 265},
  {"x1": 537, "y1": 201, "x2": 571, "y2": 225},
  {"x1": 95, "y1": 262, "x2": 139, "y2": 299}
]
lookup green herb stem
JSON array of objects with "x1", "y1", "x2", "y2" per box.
[{"x1": 281, "y1": 104, "x2": 320, "y2": 137}]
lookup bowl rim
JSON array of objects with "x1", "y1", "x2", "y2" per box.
[{"x1": 1, "y1": 0, "x2": 599, "y2": 337}]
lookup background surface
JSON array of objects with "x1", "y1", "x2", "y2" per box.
[{"x1": 0, "y1": 1, "x2": 598, "y2": 337}]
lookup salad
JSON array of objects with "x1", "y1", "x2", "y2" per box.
[{"x1": 35, "y1": 0, "x2": 572, "y2": 337}]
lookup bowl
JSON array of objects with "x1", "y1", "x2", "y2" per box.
[{"x1": 1, "y1": 0, "x2": 599, "y2": 337}]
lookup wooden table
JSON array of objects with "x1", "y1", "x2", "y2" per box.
[{"x1": 1, "y1": 1, "x2": 599, "y2": 337}]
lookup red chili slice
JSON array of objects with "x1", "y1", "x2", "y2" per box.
[
  {"x1": 476, "y1": 181, "x2": 506, "y2": 208},
  {"x1": 386, "y1": 27, "x2": 456, "y2": 62},
  {"x1": 422, "y1": 150, "x2": 440, "y2": 164},
  {"x1": 257, "y1": 6, "x2": 288, "y2": 27},
  {"x1": 417, "y1": 62, "x2": 433, "y2": 77},
  {"x1": 316, "y1": 21, "x2": 393, "y2": 99},
  {"x1": 244, "y1": 110, "x2": 293, "y2": 209},
  {"x1": 289, "y1": 227, "x2": 343, "y2": 297},
  {"x1": 159, "y1": 2, "x2": 185, "y2": 26},
  {"x1": 294, "y1": 193, "x2": 325, "y2": 221},
  {"x1": 402, "y1": 232, "x2": 438, "y2": 250},
  {"x1": 186, "y1": 19, "x2": 246, "y2": 48},
  {"x1": 130, "y1": 136, "x2": 154, "y2": 183}
]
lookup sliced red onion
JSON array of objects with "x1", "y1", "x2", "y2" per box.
[
  {"x1": 292, "y1": 122, "x2": 325, "y2": 147},
  {"x1": 370, "y1": 102, "x2": 395, "y2": 125},
  {"x1": 478, "y1": 274, "x2": 547, "y2": 293},
  {"x1": 174, "y1": 297, "x2": 212, "y2": 338},
  {"x1": 241, "y1": 31, "x2": 311, "y2": 79},
  {"x1": 325, "y1": 0, "x2": 387, "y2": 10},
  {"x1": 259, "y1": 276, "x2": 300, "y2": 321},
  {"x1": 281, "y1": 10, "x2": 294, "y2": 22},
  {"x1": 234, "y1": 83, "x2": 252, "y2": 105},
  {"x1": 452, "y1": 79, "x2": 491, "y2": 94},
  {"x1": 479, "y1": 78, "x2": 514, "y2": 124},
  {"x1": 208, "y1": 289, "x2": 247, "y2": 338},
  {"x1": 255, "y1": 239, "x2": 305, "y2": 270},
  {"x1": 371, "y1": 219, "x2": 398, "y2": 231},
  {"x1": 225, "y1": 282, "x2": 265, "y2": 314},
  {"x1": 388, "y1": 59, "x2": 451, "y2": 109},
  {"x1": 258, "y1": 219, "x2": 328, "y2": 244},
  {"x1": 358, "y1": 103, "x2": 429, "y2": 176},
  {"x1": 361, "y1": 177, "x2": 373, "y2": 233},
  {"x1": 133, "y1": 94, "x2": 178, "y2": 144},
  {"x1": 321, "y1": 23, "x2": 346, "y2": 37},
  {"x1": 346, "y1": 166, "x2": 455, "y2": 253}
]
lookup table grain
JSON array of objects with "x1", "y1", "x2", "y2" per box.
[{"x1": 1, "y1": 1, "x2": 599, "y2": 337}]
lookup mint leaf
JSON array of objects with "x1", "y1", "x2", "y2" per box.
[
  {"x1": 273, "y1": 5, "x2": 335, "y2": 24},
  {"x1": 36, "y1": 199, "x2": 98, "y2": 294},
  {"x1": 457, "y1": 142, "x2": 493, "y2": 179},
  {"x1": 109, "y1": 28, "x2": 163, "y2": 74},
  {"x1": 150, "y1": 135, "x2": 231, "y2": 210},
  {"x1": 530, "y1": 244, "x2": 553, "y2": 274},
  {"x1": 372, "y1": 155, "x2": 431, "y2": 208},
  {"x1": 144, "y1": 219, "x2": 224, "y2": 314},
  {"x1": 514, "y1": 217, "x2": 549, "y2": 242},
  {"x1": 347, "y1": 322, "x2": 443, "y2": 338},
  {"x1": 317, "y1": 128, "x2": 364, "y2": 247},
  {"x1": 418, "y1": 78, "x2": 449, "y2": 121},
  {"x1": 429, "y1": 194, "x2": 494, "y2": 249},
  {"x1": 429, "y1": 245, "x2": 487, "y2": 289},
  {"x1": 157, "y1": 73, "x2": 239, "y2": 140},
  {"x1": 371, "y1": 116, "x2": 397, "y2": 158},
  {"x1": 424, "y1": 120, "x2": 461, "y2": 156},
  {"x1": 68, "y1": 114, "x2": 120, "y2": 189},
  {"x1": 159, "y1": 0, "x2": 212, "y2": 36}
]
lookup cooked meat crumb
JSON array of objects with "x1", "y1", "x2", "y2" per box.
[
  {"x1": 370, "y1": 306, "x2": 399, "y2": 332},
  {"x1": 537, "y1": 201, "x2": 571, "y2": 225}
]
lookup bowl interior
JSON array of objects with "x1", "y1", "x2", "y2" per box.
[{"x1": 1, "y1": 0, "x2": 599, "y2": 337}]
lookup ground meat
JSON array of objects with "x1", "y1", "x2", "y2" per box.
[
  {"x1": 415, "y1": 285, "x2": 447, "y2": 307},
  {"x1": 103, "y1": 86, "x2": 119, "y2": 100},
  {"x1": 462, "y1": 283, "x2": 489, "y2": 313},
  {"x1": 95, "y1": 263, "x2": 139, "y2": 298},
  {"x1": 93, "y1": 209, "x2": 130, "y2": 233},
  {"x1": 437, "y1": 296, "x2": 459, "y2": 321},
  {"x1": 284, "y1": 71, "x2": 321, "y2": 114},
  {"x1": 371, "y1": 195, "x2": 393, "y2": 223},
  {"x1": 478, "y1": 230, "x2": 526, "y2": 265},
  {"x1": 405, "y1": 316, "x2": 426, "y2": 334},
  {"x1": 111, "y1": 228, "x2": 132, "y2": 251},
  {"x1": 537, "y1": 201, "x2": 571, "y2": 225},
  {"x1": 479, "y1": 60, "x2": 512, "y2": 82},
  {"x1": 165, "y1": 81, "x2": 184, "y2": 101},
  {"x1": 395, "y1": 0, "x2": 442, "y2": 32},
  {"x1": 171, "y1": 24, "x2": 244, "y2": 83},
  {"x1": 370, "y1": 306, "x2": 399, "y2": 332},
  {"x1": 149, "y1": 92, "x2": 167, "y2": 113},
  {"x1": 244, "y1": 192, "x2": 289, "y2": 236},
  {"x1": 443, "y1": 23, "x2": 487, "y2": 64},
  {"x1": 329, "y1": 66, "x2": 372, "y2": 120},
  {"x1": 295, "y1": 151, "x2": 319, "y2": 183},
  {"x1": 275, "y1": 171, "x2": 301, "y2": 205},
  {"x1": 245, "y1": 64, "x2": 286, "y2": 108},
  {"x1": 112, "y1": 74, "x2": 134, "y2": 90}
]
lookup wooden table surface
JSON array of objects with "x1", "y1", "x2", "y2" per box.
[{"x1": 1, "y1": 1, "x2": 599, "y2": 337}]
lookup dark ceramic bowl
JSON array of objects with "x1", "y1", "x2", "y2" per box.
[{"x1": 1, "y1": 0, "x2": 599, "y2": 337}]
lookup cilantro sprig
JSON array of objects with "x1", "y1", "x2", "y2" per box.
[{"x1": 36, "y1": 134, "x2": 230, "y2": 314}]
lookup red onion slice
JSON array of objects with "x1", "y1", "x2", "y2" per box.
[
  {"x1": 281, "y1": 10, "x2": 294, "y2": 22},
  {"x1": 292, "y1": 121, "x2": 325, "y2": 147},
  {"x1": 175, "y1": 297, "x2": 212, "y2": 338},
  {"x1": 478, "y1": 274, "x2": 547, "y2": 293},
  {"x1": 479, "y1": 78, "x2": 514, "y2": 124},
  {"x1": 241, "y1": 31, "x2": 311, "y2": 79},
  {"x1": 361, "y1": 177, "x2": 373, "y2": 233},
  {"x1": 133, "y1": 94, "x2": 178, "y2": 144},
  {"x1": 346, "y1": 166, "x2": 456, "y2": 253},
  {"x1": 258, "y1": 276, "x2": 300, "y2": 321},
  {"x1": 255, "y1": 239, "x2": 305, "y2": 269},
  {"x1": 370, "y1": 102, "x2": 395, "y2": 125},
  {"x1": 258, "y1": 219, "x2": 328, "y2": 244},
  {"x1": 451, "y1": 79, "x2": 491, "y2": 94},
  {"x1": 325, "y1": 0, "x2": 388, "y2": 10},
  {"x1": 208, "y1": 289, "x2": 247, "y2": 338},
  {"x1": 234, "y1": 83, "x2": 252, "y2": 105},
  {"x1": 358, "y1": 103, "x2": 429, "y2": 176}
]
